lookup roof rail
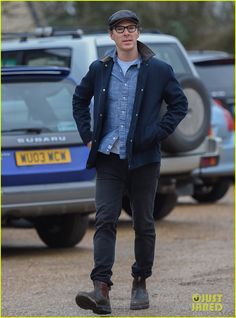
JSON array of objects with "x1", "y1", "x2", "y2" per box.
[
  {"x1": 2, "y1": 32, "x2": 34, "y2": 42},
  {"x1": 35, "y1": 27, "x2": 83, "y2": 38},
  {"x1": 2, "y1": 27, "x2": 83, "y2": 42}
]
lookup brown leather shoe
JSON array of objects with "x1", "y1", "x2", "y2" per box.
[
  {"x1": 130, "y1": 277, "x2": 149, "y2": 310},
  {"x1": 75, "y1": 280, "x2": 111, "y2": 314}
]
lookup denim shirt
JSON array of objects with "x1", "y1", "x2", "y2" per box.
[{"x1": 98, "y1": 52, "x2": 141, "y2": 159}]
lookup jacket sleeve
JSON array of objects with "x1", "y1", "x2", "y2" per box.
[
  {"x1": 72, "y1": 62, "x2": 95, "y2": 145},
  {"x1": 156, "y1": 65, "x2": 188, "y2": 141}
]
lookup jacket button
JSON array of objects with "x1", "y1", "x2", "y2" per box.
[
  {"x1": 141, "y1": 88, "x2": 144, "y2": 92},
  {"x1": 135, "y1": 113, "x2": 138, "y2": 117},
  {"x1": 130, "y1": 139, "x2": 133, "y2": 143},
  {"x1": 100, "y1": 113, "x2": 103, "y2": 117},
  {"x1": 105, "y1": 64, "x2": 108, "y2": 67},
  {"x1": 102, "y1": 88, "x2": 106, "y2": 92},
  {"x1": 94, "y1": 139, "x2": 97, "y2": 143}
]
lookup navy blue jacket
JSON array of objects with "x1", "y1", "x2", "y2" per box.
[{"x1": 73, "y1": 41, "x2": 188, "y2": 169}]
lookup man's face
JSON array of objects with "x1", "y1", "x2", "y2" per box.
[{"x1": 110, "y1": 20, "x2": 140, "y2": 52}]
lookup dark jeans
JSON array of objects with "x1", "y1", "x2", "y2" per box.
[{"x1": 90, "y1": 153, "x2": 160, "y2": 287}]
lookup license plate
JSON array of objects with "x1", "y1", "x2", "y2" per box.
[{"x1": 15, "y1": 149, "x2": 71, "y2": 166}]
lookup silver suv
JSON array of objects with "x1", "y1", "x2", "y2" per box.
[{"x1": 2, "y1": 29, "x2": 219, "y2": 237}]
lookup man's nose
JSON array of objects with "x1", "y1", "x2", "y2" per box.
[{"x1": 123, "y1": 28, "x2": 129, "y2": 35}]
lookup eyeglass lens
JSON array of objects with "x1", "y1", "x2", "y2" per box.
[{"x1": 115, "y1": 25, "x2": 137, "y2": 33}]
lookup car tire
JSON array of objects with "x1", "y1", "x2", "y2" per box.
[
  {"x1": 192, "y1": 179, "x2": 231, "y2": 203},
  {"x1": 161, "y1": 75, "x2": 211, "y2": 153},
  {"x1": 35, "y1": 213, "x2": 88, "y2": 248},
  {"x1": 153, "y1": 192, "x2": 178, "y2": 220},
  {"x1": 122, "y1": 192, "x2": 177, "y2": 221}
]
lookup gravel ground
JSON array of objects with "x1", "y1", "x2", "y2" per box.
[{"x1": 2, "y1": 186, "x2": 234, "y2": 317}]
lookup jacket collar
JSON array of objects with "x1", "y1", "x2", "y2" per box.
[{"x1": 99, "y1": 40, "x2": 155, "y2": 63}]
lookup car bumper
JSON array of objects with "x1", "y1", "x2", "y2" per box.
[
  {"x1": 161, "y1": 135, "x2": 220, "y2": 175},
  {"x1": 2, "y1": 180, "x2": 96, "y2": 218},
  {"x1": 192, "y1": 134, "x2": 234, "y2": 178},
  {"x1": 159, "y1": 136, "x2": 220, "y2": 196}
]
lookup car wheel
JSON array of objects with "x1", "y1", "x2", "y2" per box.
[
  {"x1": 192, "y1": 179, "x2": 231, "y2": 203},
  {"x1": 122, "y1": 192, "x2": 177, "y2": 221},
  {"x1": 161, "y1": 76, "x2": 211, "y2": 153},
  {"x1": 153, "y1": 192, "x2": 178, "y2": 220},
  {"x1": 35, "y1": 213, "x2": 89, "y2": 248}
]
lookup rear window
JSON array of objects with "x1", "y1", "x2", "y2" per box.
[
  {"x1": 2, "y1": 48, "x2": 71, "y2": 68},
  {"x1": 195, "y1": 63, "x2": 234, "y2": 96},
  {"x1": 97, "y1": 42, "x2": 192, "y2": 75},
  {"x1": 2, "y1": 78, "x2": 77, "y2": 134}
]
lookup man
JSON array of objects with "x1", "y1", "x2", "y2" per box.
[{"x1": 73, "y1": 9, "x2": 188, "y2": 315}]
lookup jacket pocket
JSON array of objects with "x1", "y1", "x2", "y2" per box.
[{"x1": 133, "y1": 123, "x2": 159, "y2": 152}]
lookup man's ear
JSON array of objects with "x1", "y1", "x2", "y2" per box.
[
  {"x1": 109, "y1": 30, "x2": 114, "y2": 41},
  {"x1": 137, "y1": 28, "x2": 140, "y2": 39}
]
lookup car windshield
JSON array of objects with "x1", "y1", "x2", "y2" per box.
[
  {"x1": 194, "y1": 63, "x2": 234, "y2": 97},
  {"x1": 2, "y1": 78, "x2": 77, "y2": 134},
  {"x1": 97, "y1": 42, "x2": 192, "y2": 75}
]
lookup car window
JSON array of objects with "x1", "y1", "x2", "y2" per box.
[
  {"x1": 97, "y1": 42, "x2": 192, "y2": 75},
  {"x1": 148, "y1": 43, "x2": 192, "y2": 75},
  {"x1": 2, "y1": 79, "x2": 77, "y2": 133},
  {"x1": 195, "y1": 64, "x2": 234, "y2": 96},
  {"x1": 2, "y1": 51, "x2": 19, "y2": 66},
  {"x1": 2, "y1": 48, "x2": 71, "y2": 67}
]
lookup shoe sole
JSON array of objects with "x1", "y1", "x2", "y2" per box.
[
  {"x1": 130, "y1": 302, "x2": 149, "y2": 310},
  {"x1": 76, "y1": 294, "x2": 111, "y2": 315}
]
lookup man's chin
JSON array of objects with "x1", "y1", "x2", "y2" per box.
[{"x1": 121, "y1": 45, "x2": 134, "y2": 51}]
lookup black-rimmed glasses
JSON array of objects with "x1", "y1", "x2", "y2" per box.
[{"x1": 114, "y1": 25, "x2": 138, "y2": 34}]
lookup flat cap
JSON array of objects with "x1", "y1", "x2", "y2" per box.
[{"x1": 108, "y1": 10, "x2": 139, "y2": 28}]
